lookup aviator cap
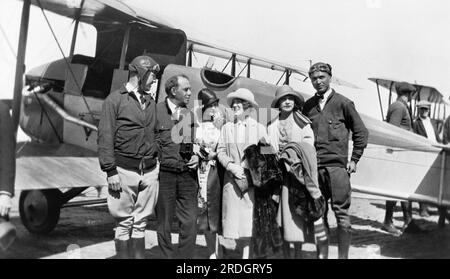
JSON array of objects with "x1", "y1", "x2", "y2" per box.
[
  {"x1": 128, "y1": 55, "x2": 160, "y2": 80},
  {"x1": 308, "y1": 62, "x2": 332, "y2": 77}
]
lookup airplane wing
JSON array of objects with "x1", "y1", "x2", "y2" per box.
[
  {"x1": 16, "y1": 141, "x2": 106, "y2": 190},
  {"x1": 369, "y1": 77, "x2": 448, "y2": 105},
  {"x1": 186, "y1": 38, "x2": 361, "y2": 89},
  {"x1": 22, "y1": 0, "x2": 361, "y2": 89},
  {"x1": 24, "y1": 0, "x2": 173, "y2": 28},
  {"x1": 351, "y1": 114, "x2": 450, "y2": 207}
]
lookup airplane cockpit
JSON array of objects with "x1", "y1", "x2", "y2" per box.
[{"x1": 21, "y1": 21, "x2": 187, "y2": 150}]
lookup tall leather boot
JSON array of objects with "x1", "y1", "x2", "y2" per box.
[
  {"x1": 114, "y1": 239, "x2": 131, "y2": 259},
  {"x1": 382, "y1": 201, "x2": 401, "y2": 235},
  {"x1": 282, "y1": 240, "x2": 291, "y2": 259},
  {"x1": 438, "y1": 206, "x2": 448, "y2": 228},
  {"x1": 337, "y1": 227, "x2": 351, "y2": 259},
  {"x1": 130, "y1": 237, "x2": 146, "y2": 259},
  {"x1": 294, "y1": 243, "x2": 303, "y2": 259}
]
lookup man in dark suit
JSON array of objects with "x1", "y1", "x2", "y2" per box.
[
  {"x1": 440, "y1": 111, "x2": 450, "y2": 226},
  {"x1": 382, "y1": 82, "x2": 425, "y2": 235},
  {"x1": 443, "y1": 114, "x2": 450, "y2": 145},
  {"x1": 0, "y1": 101, "x2": 15, "y2": 219},
  {"x1": 0, "y1": 100, "x2": 16, "y2": 251},
  {"x1": 412, "y1": 100, "x2": 441, "y2": 217},
  {"x1": 155, "y1": 74, "x2": 200, "y2": 259},
  {"x1": 303, "y1": 62, "x2": 368, "y2": 259}
]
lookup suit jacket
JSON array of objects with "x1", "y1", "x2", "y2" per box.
[
  {"x1": 155, "y1": 98, "x2": 197, "y2": 172},
  {"x1": 443, "y1": 116, "x2": 450, "y2": 145},
  {"x1": 0, "y1": 101, "x2": 15, "y2": 196},
  {"x1": 413, "y1": 117, "x2": 441, "y2": 143},
  {"x1": 386, "y1": 99, "x2": 412, "y2": 131}
]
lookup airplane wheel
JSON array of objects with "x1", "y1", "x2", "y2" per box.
[{"x1": 19, "y1": 189, "x2": 62, "y2": 234}]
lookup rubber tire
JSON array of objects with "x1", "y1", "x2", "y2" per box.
[{"x1": 19, "y1": 189, "x2": 62, "y2": 234}]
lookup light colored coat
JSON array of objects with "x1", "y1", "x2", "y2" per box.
[
  {"x1": 217, "y1": 116, "x2": 268, "y2": 239},
  {"x1": 267, "y1": 114, "x2": 317, "y2": 242},
  {"x1": 267, "y1": 115, "x2": 314, "y2": 152}
]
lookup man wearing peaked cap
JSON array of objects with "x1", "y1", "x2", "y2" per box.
[
  {"x1": 303, "y1": 62, "x2": 368, "y2": 259},
  {"x1": 413, "y1": 100, "x2": 440, "y2": 217},
  {"x1": 383, "y1": 81, "x2": 424, "y2": 235},
  {"x1": 395, "y1": 81, "x2": 416, "y2": 95}
]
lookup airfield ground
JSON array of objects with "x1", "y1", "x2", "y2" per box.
[{"x1": 1, "y1": 188, "x2": 449, "y2": 259}]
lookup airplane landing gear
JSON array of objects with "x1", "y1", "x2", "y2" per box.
[{"x1": 19, "y1": 189, "x2": 62, "y2": 234}]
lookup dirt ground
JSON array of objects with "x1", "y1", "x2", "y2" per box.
[{"x1": 1, "y1": 189, "x2": 449, "y2": 259}]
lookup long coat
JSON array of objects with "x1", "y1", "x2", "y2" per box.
[
  {"x1": 217, "y1": 116, "x2": 268, "y2": 239},
  {"x1": 267, "y1": 113, "x2": 317, "y2": 242}
]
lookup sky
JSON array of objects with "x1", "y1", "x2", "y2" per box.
[{"x1": 1, "y1": 0, "x2": 450, "y2": 121}]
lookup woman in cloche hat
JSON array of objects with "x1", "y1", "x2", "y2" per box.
[
  {"x1": 216, "y1": 88, "x2": 269, "y2": 259},
  {"x1": 194, "y1": 88, "x2": 225, "y2": 259},
  {"x1": 267, "y1": 85, "x2": 328, "y2": 259}
]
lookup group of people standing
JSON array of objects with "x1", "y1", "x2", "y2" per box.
[
  {"x1": 97, "y1": 55, "x2": 370, "y2": 259},
  {"x1": 382, "y1": 82, "x2": 450, "y2": 235}
]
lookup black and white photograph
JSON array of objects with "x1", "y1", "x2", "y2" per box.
[{"x1": 0, "y1": 0, "x2": 449, "y2": 262}]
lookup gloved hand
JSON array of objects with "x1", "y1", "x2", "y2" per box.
[
  {"x1": 309, "y1": 195, "x2": 326, "y2": 222},
  {"x1": 107, "y1": 174, "x2": 122, "y2": 192}
]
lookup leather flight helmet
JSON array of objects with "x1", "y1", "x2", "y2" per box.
[{"x1": 128, "y1": 55, "x2": 160, "y2": 90}]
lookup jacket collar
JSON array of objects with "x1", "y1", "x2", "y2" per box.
[
  {"x1": 313, "y1": 89, "x2": 335, "y2": 109},
  {"x1": 398, "y1": 98, "x2": 409, "y2": 107}
]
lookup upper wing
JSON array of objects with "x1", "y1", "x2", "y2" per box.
[{"x1": 369, "y1": 77, "x2": 448, "y2": 105}]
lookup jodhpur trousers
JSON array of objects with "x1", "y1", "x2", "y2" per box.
[
  {"x1": 318, "y1": 166, "x2": 351, "y2": 229},
  {"x1": 107, "y1": 165, "x2": 159, "y2": 240}
]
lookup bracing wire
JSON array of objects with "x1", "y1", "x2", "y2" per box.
[
  {"x1": 0, "y1": 23, "x2": 17, "y2": 59},
  {"x1": 36, "y1": 0, "x2": 95, "y2": 124}
]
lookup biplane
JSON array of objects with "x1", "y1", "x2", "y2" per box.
[
  {"x1": 10, "y1": 0, "x2": 360, "y2": 234},
  {"x1": 349, "y1": 78, "x2": 450, "y2": 212},
  {"x1": 7, "y1": 0, "x2": 450, "y2": 234}
]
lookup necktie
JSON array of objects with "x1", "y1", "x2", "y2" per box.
[
  {"x1": 174, "y1": 106, "x2": 182, "y2": 121},
  {"x1": 138, "y1": 91, "x2": 147, "y2": 106},
  {"x1": 316, "y1": 93, "x2": 324, "y2": 99}
]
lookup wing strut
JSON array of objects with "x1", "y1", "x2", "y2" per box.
[
  {"x1": 69, "y1": 0, "x2": 85, "y2": 57},
  {"x1": 35, "y1": 0, "x2": 95, "y2": 124},
  {"x1": 11, "y1": 0, "x2": 30, "y2": 135},
  {"x1": 375, "y1": 79, "x2": 385, "y2": 121}
]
